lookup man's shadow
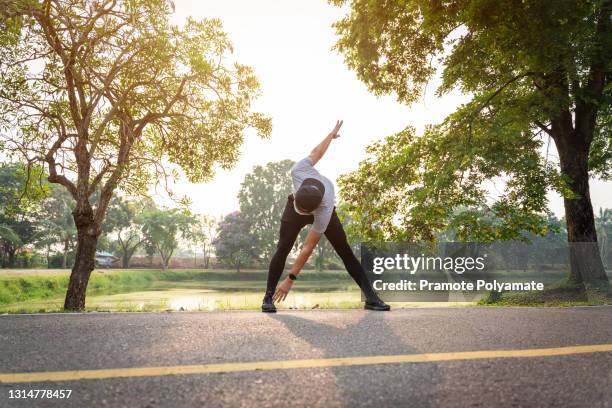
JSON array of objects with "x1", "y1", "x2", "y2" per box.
[{"x1": 269, "y1": 312, "x2": 439, "y2": 407}]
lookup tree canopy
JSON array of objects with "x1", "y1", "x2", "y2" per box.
[
  {"x1": 37, "y1": 182, "x2": 76, "y2": 268},
  {"x1": 238, "y1": 160, "x2": 294, "y2": 262},
  {"x1": 102, "y1": 195, "x2": 150, "y2": 268},
  {"x1": 214, "y1": 211, "x2": 257, "y2": 273},
  {"x1": 140, "y1": 206, "x2": 195, "y2": 270},
  {"x1": 332, "y1": 0, "x2": 611, "y2": 237},
  {"x1": 0, "y1": 0, "x2": 271, "y2": 214},
  {"x1": 0, "y1": 0, "x2": 271, "y2": 308},
  {"x1": 331, "y1": 0, "x2": 610, "y2": 286},
  {"x1": 0, "y1": 162, "x2": 47, "y2": 267}
]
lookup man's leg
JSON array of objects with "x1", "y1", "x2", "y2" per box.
[
  {"x1": 263, "y1": 196, "x2": 310, "y2": 312},
  {"x1": 324, "y1": 209, "x2": 390, "y2": 310},
  {"x1": 265, "y1": 220, "x2": 303, "y2": 294}
]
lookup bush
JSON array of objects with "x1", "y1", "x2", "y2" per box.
[
  {"x1": 47, "y1": 252, "x2": 75, "y2": 269},
  {"x1": 15, "y1": 251, "x2": 46, "y2": 268},
  {"x1": 0, "y1": 275, "x2": 70, "y2": 305},
  {"x1": 325, "y1": 261, "x2": 343, "y2": 270},
  {"x1": 0, "y1": 271, "x2": 157, "y2": 306}
]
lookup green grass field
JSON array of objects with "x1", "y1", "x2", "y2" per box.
[
  {"x1": 5, "y1": 268, "x2": 607, "y2": 313},
  {"x1": 479, "y1": 280, "x2": 612, "y2": 307},
  {"x1": 0, "y1": 268, "x2": 476, "y2": 313},
  {"x1": 0, "y1": 269, "x2": 365, "y2": 313}
]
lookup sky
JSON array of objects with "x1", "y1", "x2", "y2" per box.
[{"x1": 158, "y1": 0, "x2": 611, "y2": 219}]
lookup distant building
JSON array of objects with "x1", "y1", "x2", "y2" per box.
[{"x1": 95, "y1": 251, "x2": 118, "y2": 268}]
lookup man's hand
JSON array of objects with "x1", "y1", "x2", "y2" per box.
[
  {"x1": 329, "y1": 120, "x2": 343, "y2": 139},
  {"x1": 273, "y1": 229, "x2": 320, "y2": 303},
  {"x1": 309, "y1": 120, "x2": 344, "y2": 165},
  {"x1": 272, "y1": 277, "x2": 294, "y2": 303}
]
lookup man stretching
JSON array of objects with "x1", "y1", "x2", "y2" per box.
[{"x1": 262, "y1": 120, "x2": 390, "y2": 312}]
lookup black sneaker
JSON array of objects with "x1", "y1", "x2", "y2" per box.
[
  {"x1": 261, "y1": 291, "x2": 277, "y2": 313},
  {"x1": 364, "y1": 298, "x2": 391, "y2": 311}
]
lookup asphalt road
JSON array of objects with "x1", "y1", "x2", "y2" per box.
[{"x1": 1, "y1": 307, "x2": 611, "y2": 408}]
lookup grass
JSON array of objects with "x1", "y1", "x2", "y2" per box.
[
  {"x1": 4, "y1": 268, "x2": 608, "y2": 313},
  {"x1": 0, "y1": 269, "x2": 354, "y2": 303},
  {"x1": 0, "y1": 270, "x2": 157, "y2": 306},
  {"x1": 0, "y1": 268, "x2": 363, "y2": 313},
  {"x1": 478, "y1": 280, "x2": 612, "y2": 307}
]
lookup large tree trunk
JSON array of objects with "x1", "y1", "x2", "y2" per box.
[
  {"x1": 0, "y1": 242, "x2": 6, "y2": 267},
  {"x1": 119, "y1": 235, "x2": 137, "y2": 268},
  {"x1": 554, "y1": 122, "x2": 609, "y2": 289},
  {"x1": 122, "y1": 252, "x2": 130, "y2": 268},
  {"x1": 7, "y1": 247, "x2": 16, "y2": 268},
  {"x1": 62, "y1": 236, "x2": 69, "y2": 269},
  {"x1": 203, "y1": 246, "x2": 210, "y2": 269},
  {"x1": 120, "y1": 239, "x2": 129, "y2": 268},
  {"x1": 161, "y1": 251, "x2": 168, "y2": 271},
  {"x1": 64, "y1": 208, "x2": 100, "y2": 311}
]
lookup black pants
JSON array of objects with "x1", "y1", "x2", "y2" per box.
[{"x1": 265, "y1": 194, "x2": 377, "y2": 300}]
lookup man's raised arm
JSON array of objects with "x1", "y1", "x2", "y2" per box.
[{"x1": 308, "y1": 120, "x2": 343, "y2": 165}]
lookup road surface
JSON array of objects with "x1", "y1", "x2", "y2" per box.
[{"x1": 1, "y1": 307, "x2": 611, "y2": 407}]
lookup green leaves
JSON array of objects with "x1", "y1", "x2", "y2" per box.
[
  {"x1": 0, "y1": 0, "x2": 271, "y2": 222},
  {"x1": 338, "y1": 101, "x2": 557, "y2": 242},
  {"x1": 332, "y1": 0, "x2": 442, "y2": 104},
  {"x1": 213, "y1": 211, "x2": 258, "y2": 272},
  {"x1": 237, "y1": 160, "x2": 295, "y2": 262},
  {"x1": 332, "y1": 0, "x2": 610, "y2": 245},
  {"x1": 0, "y1": 224, "x2": 21, "y2": 246},
  {"x1": 0, "y1": 162, "x2": 48, "y2": 266},
  {"x1": 139, "y1": 204, "x2": 197, "y2": 269}
]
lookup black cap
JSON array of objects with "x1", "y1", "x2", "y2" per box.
[{"x1": 295, "y1": 178, "x2": 325, "y2": 213}]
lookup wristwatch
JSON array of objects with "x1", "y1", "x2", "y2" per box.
[{"x1": 288, "y1": 273, "x2": 298, "y2": 281}]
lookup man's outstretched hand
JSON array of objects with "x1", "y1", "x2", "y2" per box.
[
  {"x1": 272, "y1": 277, "x2": 294, "y2": 303},
  {"x1": 309, "y1": 120, "x2": 344, "y2": 165},
  {"x1": 329, "y1": 120, "x2": 343, "y2": 139}
]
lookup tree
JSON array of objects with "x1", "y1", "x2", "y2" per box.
[
  {"x1": 336, "y1": 201, "x2": 360, "y2": 251},
  {"x1": 313, "y1": 237, "x2": 338, "y2": 271},
  {"x1": 595, "y1": 208, "x2": 612, "y2": 263},
  {"x1": 214, "y1": 211, "x2": 257, "y2": 272},
  {"x1": 37, "y1": 183, "x2": 77, "y2": 268},
  {"x1": 0, "y1": 1, "x2": 271, "y2": 309},
  {"x1": 332, "y1": 0, "x2": 611, "y2": 289},
  {"x1": 238, "y1": 160, "x2": 295, "y2": 263},
  {"x1": 0, "y1": 224, "x2": 21, "y2": 267},
  {"x1": 140, "y1": 206, "x2": 195, "y2": 270},
  {"x1": 193, "y1": 214, "x2": 219, "y2": 269},
  {"x1": 0, "y1": 162, "x2": 46, "y2": 267},
  {"x1": 101, "y1": 195, "x2": 150, "y2": 268}
]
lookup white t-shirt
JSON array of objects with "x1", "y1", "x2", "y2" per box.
[{"x1": 290, "y1": 157, "x2": 335, "y2": 233}]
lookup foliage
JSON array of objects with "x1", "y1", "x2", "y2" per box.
[
  {"x1": 191, "y1": 214, "x2": 220, "y2": 268},
  {"x1": 0, "y1": 270, "x2": 156, "y2": 305},
  {"x1": 36, "y1": 183, "x2": 76, "y2": 268},
  {"x1": 0, "y1": 162, "x2": 47, "y2": 267},
  {"x1": 238, "y1": 160, "x2": 294, "y2": 262},
  {"x1": 332, "y1": 0, "x2": 611, "y2": 244},
  {"x1": 139, "y1": 205, "x2": 196, "y2": 270},
  {"x1": 313, "y1": 236, "x2": 340, "y2": 271},
  {"x1": 0, "y1": 0, "x2": 271, "y2": 307},
  {"x1": 213, "y1": 211, "x2": 258, "y2": 272},
  {"x1": 0, "y1": 0, "x2": 272, "y2": 201},
  {"x1": 101, "y1": 195, "x2": 153, "y2": 267},
  {"x1": 595, "y1": 207, "x2": 612, "y2": 261},
  {"x1": 336, "y1": 201, "x2": 361, "y2": 248}
]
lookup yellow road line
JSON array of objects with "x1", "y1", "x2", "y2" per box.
[{"x1": 1, "y1": 343, "x2": 611, "y2": 384}]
